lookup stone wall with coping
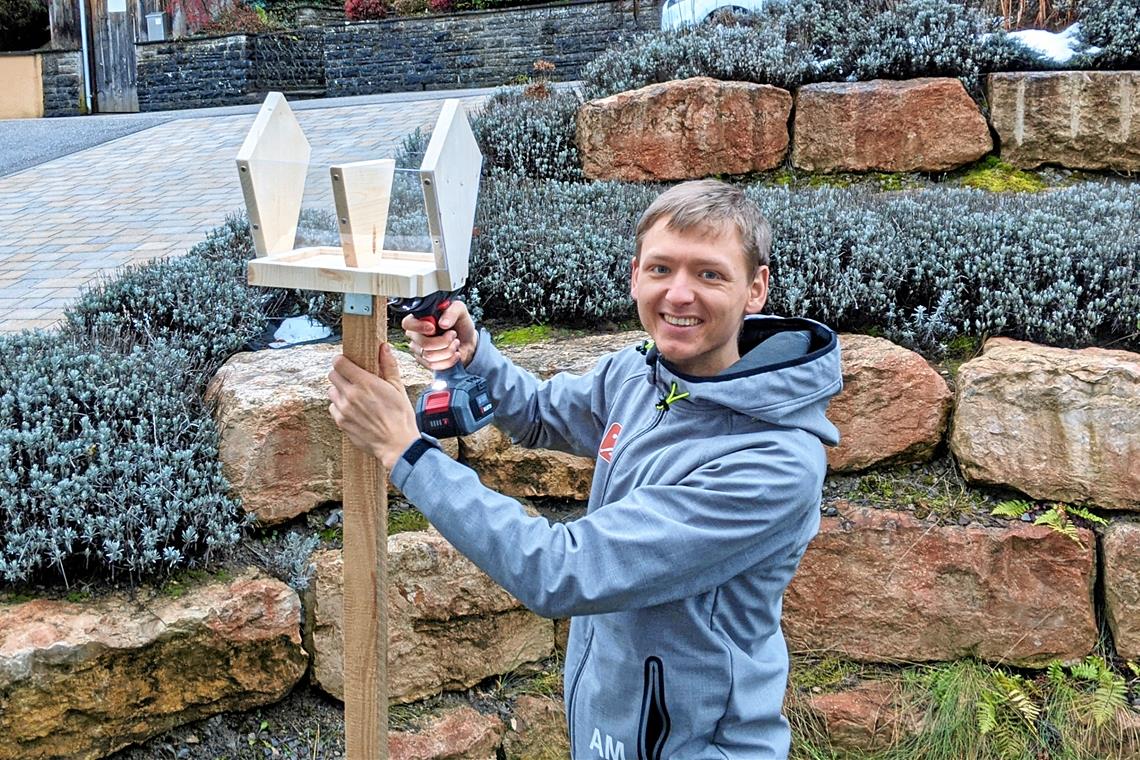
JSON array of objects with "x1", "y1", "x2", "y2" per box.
[
  {"x1": 133, "y1": 0, "x2": 658, "y2": 110},
  {"x1": 324, "y1": 0, "x2": 658, "y2": 96},
  {"x1": 250, "y1": 26, "x2": 326, "y2": 95},
  {"x1": 38, "y1": 49, "x2": 86, "y2": 117},
  {"x1": 137, "y1": 35, "x2": 257, "y2": 111}
]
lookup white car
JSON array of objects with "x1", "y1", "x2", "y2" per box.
[{"x1": 660, "y1": 0, "x2": 780, "y2": 30}]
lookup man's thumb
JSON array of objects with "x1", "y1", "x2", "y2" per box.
[{"x1": 378, "y1": 343, "x2": 403, "y2": 388}]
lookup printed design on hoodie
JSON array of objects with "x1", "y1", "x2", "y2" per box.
[
  {"x1": 598, "y1": 422, "x2": 622, "y2": 463},
  {"x1": 638, "y1": 656, "x2": 670, "y2": 760}
]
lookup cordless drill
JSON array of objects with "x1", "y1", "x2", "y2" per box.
[{"x1": 390, "y1": 292, "x2": 494, "y2": 438}]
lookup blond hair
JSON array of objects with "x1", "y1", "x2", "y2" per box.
[{"x1": 634, "y1": 180, "x2": 771, "y2": 275}]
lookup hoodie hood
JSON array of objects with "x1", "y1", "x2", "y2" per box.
[{"x1": 643, "y1": 315, "x2": 843, "y2": 445}]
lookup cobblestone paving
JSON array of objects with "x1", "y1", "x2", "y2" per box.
[{"x1": 0, "y1": 92, "x2": 487, "y2": 333}]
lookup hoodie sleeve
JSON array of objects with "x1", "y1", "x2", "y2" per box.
[
  {"x1": 390, "y1": 435, "x2": 822, "y2": 619},
  {"x1": 464, "y1": 329, "x2": 618, "y2": 457}
]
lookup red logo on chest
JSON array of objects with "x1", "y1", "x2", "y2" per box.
[{"x1": 599, "y1": 422, "x2": 622, "y2": 463}]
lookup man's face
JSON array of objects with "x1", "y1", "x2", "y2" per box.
[{"x1": 631, "y1": 217, "x2": 769, "y2": 377}]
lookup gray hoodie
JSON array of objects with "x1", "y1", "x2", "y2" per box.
[{"x1": 391, "y1": 314, "x2": 843, "y2": 759}]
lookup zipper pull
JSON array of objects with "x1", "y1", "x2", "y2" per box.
[{"x1": 655, "y1": 381, "x2": 690, "y2": 411}]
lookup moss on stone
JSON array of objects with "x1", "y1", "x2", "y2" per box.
[
  {"x1": 957, "y1": 156, "x2": 1047, "y2": 192},
  {"x1": 496, "y1": 324, "x2": 554, "y2": 346}
]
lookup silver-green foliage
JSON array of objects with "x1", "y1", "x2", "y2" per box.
[
  {"x1": 269, "y1": 532, "x2": 320, "y2": 591},
  {"x1": 468, "y1": 178, "x2": 658, "y2": 323},
  {"x1": 64, "y1": 214, "x2": 268, "y2": 370},
  {"x1": 64, "y1": 212, "x2": 344, "y2": 361},
  {"x1": 395, "y1": 89, "x2": 584, "y2": 182},
  {"x1": 0, "y1": 333, "x2": 245, "y2": 585},
  {"x1": 757, "y1": 183, "x2": 1140, "y2": 352},
  {"x1": 1079, "y1": 0, "x2": 1140, "y2": 67},
  {"x1": 471, "y1": 88, "x2": 585, "y2": 182},
  {"x1": 583, "y1": 0, "x2": 1039, "y2": 99},
  {"x1": 469, "y1": 180, "x2": 1140, "y2": 354}
]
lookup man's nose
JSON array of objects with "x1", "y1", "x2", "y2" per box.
[{"x1": 665, "y1": 272, "x2": 695, "y2": 304}]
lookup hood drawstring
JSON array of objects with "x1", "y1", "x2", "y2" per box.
[
  {"x1": 639, "y1": 340, "x2": 661, "y2": 386},
  {"x1": 655, "y1": 381, "x2": 690, "y2": 411}
]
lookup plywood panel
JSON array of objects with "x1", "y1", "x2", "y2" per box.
[
  {"x1": 332, "y1": 159, "x2": 396, "y2": 268},
  {"x1": 247, "y1": 248, "x2": 442, "y2": 297},
  {"x1": 236, "y1": 93, "x2": 312, "y2": 258},
  {"x1": 420, "y1": 99, "x2": 482, "y2": 291}
]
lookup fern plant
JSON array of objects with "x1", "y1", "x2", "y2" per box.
[
  {"x1": 1060, "y1": 656, "x2": 1129, "y2": 728},
  {"x1": 990, "y1": 500, "x2": 1106, "y2": 547},
  {"x1": 977, "y1": 671, "x2": 1040, "y2": 759},
  {"x1": 991, "y1": 499, "x2": 1033, "y2": 518}
]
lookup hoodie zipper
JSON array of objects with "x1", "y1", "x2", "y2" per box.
[
  {"x1": 598, "y1": 407, "x2": 664, "y2": 502},
  {"x1": 566, "y1": 625, "x2": 596, "y2": 757},
  {"x1": 597, "y1": 381, "x2": 688, "y2": 502}
]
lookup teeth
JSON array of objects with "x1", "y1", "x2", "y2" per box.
[{"x1": 663, "y1": 315, "x2": 701, "y2": 326}]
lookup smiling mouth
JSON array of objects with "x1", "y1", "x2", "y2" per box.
[{"x1": 662, "y1": 315, "x2": 702, "y2": 327}]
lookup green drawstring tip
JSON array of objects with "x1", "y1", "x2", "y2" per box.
[{"x1": 655, "y1": 381, "x2": 690, "y2": 411}]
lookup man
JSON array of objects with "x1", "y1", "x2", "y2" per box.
[{"x1": 328, "y1": 179, "x2": 842, "y2": 758}]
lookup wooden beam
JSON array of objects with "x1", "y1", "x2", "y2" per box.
[
  {"x1": 341, "y1": 297, "x2": 388, "y2": 760},
  {"x1": 247, "y1": 249, "x2": 442, "y2": 297}
]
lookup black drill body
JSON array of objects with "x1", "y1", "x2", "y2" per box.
[{"x1": 390, "y1": 292, "x2": 494, "y2": 438}]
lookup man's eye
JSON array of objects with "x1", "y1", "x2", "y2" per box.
[
  {"x1": 651, "y1": 265, "x2": 670, "y2": 275},
  {"x1": 700, "y1": 271, "x2": 722, "y2": 280}
]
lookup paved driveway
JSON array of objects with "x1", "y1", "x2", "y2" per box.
[{"x1": 0, "y1": 88, "x2": 492, "y2": 333}]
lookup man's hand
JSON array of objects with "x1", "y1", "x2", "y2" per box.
[
  {"x1": 403, "y1": 300, "x2": 479, "y2": 372},
  {"x1": 328, "y1": 343, "x2": 420, "y2": 472}
]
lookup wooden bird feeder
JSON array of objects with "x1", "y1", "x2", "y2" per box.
[{"x1": 235, "y1": 92, "x2": 482, "y2": 760}]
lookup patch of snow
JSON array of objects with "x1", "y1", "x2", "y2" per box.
[
  {"x1": 272, "y1": 316, "x2": 332, "y2": 348},
  {"x1": 1008, "y1": 23, "x2": 1088, "y2": 64}
]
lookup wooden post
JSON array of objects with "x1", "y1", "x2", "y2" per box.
[
  {"x1": 237, "y1": 93, "x2": 482, "y2": 760},
  {"x1": 341, "y1": 297, "x2": 388, "y2": 760}
]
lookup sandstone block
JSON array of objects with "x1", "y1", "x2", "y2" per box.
[
  {"x1": 311, "y1": 532, "x2": 554, "y2": 704},
  {"x1": 457, "y1": 331, "x2": 646, "y2": 499},
  {"x1": 0, "y1": 573, "x2": 306, "y2": 760},
  {"x1": 461, "y1": 425, "x2": 594, "y2": 500},
  {"x1": 206, "y1": 343, "x2": 437, "y2": 524},
  {"x1": 783, "y1": 506, "x2": 1096, "y2": 666},
  {"x1": 806, "y1": 680, "x2": 922, "y2": 752},
  {"x1": 793, "y1": 78, "x2": 992, "y2": 172},
  {"x1": 502, "y1": 695, "x2": 570, "y2": 760},
  {"x1": 390, "y1": 705, "x2": 505, "y2": 760},
  {"x1": 828, "y1": 335, "x2": 952, "y2": 472},
  {"x1": 987, "y1": 71, "x2": 1140, "y2": 171},
  {"x1": 577, "y1": 76, "x2": 792, "y2": 181},
  {"x1": 1103, "y1": 522, "x2": 1140, "y2": 660},
  {"x1": 950, "y1": 338, "x2": 1140, "y2": 510}
]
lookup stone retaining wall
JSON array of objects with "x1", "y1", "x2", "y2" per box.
[
  {"x1": 579, "y1": 71, "x2": 1140, "y2": 179},
  {"x1": 137, "y1": 35, "x2": 257, "y2": 111},
  {"x1": 39, "y1": 49, "x2": 85, "y2": 117},
  {"x1": 2, "y1": 332, "x2": 1137, "y2": 759},
  {"x1": 325, "y1": 0, "x2": 656, "y2": 96},
  {"x1": 250, "y1": 26, "x2": 326, "y2": 96},
  {"x1": 133, "y1": 0, "x2": 656, "y2": 111}
]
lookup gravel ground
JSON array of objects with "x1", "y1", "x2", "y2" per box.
[{"x1": 108, "y1": 685, "x2": 349, "y2": 760}]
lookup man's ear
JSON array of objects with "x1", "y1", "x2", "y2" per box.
[
  {"x1": 629, "y1": 256, "x2": 639, "y2": 301},
  {"x1": 745, "y1": 265, "x2": 770, "y2": 314}
]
